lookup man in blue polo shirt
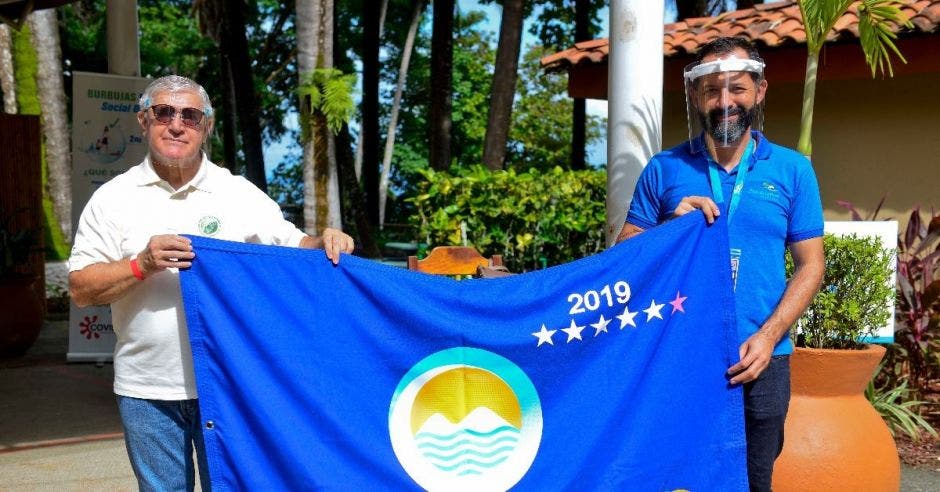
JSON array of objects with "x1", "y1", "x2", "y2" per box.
[{"x1": 616, "y1": 37, "x2": 824, "y2": 491}]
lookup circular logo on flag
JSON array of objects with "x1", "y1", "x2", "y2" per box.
[{"x1": 389, "y1": 347, "x2": 542, "y2": 490}]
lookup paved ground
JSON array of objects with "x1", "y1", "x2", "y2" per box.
[{"x1": 1, "y1": 317, "x2": 938, "y2": 490}]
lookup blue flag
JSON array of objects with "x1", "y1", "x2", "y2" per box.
[{"x1": 180, "y1": 213, "x2": 747, "y2": 491}]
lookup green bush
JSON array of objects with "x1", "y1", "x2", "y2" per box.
[
  {"x1": 788, "y1": 233, "x2": 895, "y2": 349},
  {"x1": 409, "y1": 166, "x2": 607, "y2": 272}
]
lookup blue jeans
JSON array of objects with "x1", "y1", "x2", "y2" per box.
[
  {"x1": 116, "y1": 396, "x2": 211, "y2": 492},
  {"x1": 743, "y1": 355, "x2": 790, "y2": 492}
]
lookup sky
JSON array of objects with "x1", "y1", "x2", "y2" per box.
[{"x1": 263, "y1": 0, "x2": 613, "y2": 177}]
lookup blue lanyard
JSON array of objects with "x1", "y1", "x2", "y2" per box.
[{"x1": 707, "y1": 139, "x2": 755, "y2": 224}]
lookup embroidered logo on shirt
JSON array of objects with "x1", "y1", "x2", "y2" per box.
[
  {"x1": 198, "y1": 216, "x2": 221, "y2": 236},
  {"x1": 761, "y1": 182, "x2": 777, "y2": 193}
]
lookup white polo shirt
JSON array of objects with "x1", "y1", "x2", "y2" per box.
[{"x1": 69, "y1": 155, "x2": 306, "y2": 400}]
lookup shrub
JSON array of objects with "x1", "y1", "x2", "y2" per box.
[
  {"x1": 788, "y1": 233, "x2": 895, "y2": 349},
  {"x1": 409, "y1": 166, "x2": 607, "y2": 272}
]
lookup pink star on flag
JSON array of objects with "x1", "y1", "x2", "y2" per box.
[{"x1": 669, "y1": 291, "x2": 688, "y2": 314}]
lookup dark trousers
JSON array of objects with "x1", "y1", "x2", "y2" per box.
[{"x1": 743, "y1": 355, "x2": 790, "y2": 492}]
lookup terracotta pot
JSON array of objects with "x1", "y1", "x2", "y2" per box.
[
  {"x1": 772, "y1": 344, "x2": 899, "y2": 491},
  {"x1": 0, "y1": 275, "x2": 44, "y2": 356}
]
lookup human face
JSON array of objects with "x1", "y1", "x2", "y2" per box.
[
  {"x1": 138, "y1": 90, "x2": 211, "y2": 168},
  {"x1": 693, "y1": 48, "x2": 767, "y2": 145}
]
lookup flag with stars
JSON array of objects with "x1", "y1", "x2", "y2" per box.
[{"x1": 180, "y1": 213, "x2": 747, "y2": 491}]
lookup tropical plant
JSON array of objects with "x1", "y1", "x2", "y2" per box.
[
  {"x1": 866, "y1": 360, "x2": 937, "y2": 440},
  {"x1": 895, "y1": 207, "x2": 940, "y2": 390},
  {"x1": 796, "y1": 0, "x2": 912, "y2": 157},
  {"x1": 788, "y1": 233, "x2": 895, "y2": 349},
  {"x1": 409, "y1": 166, "x2": 606, "y2": 272}
]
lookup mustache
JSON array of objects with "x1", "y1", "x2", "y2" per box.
[{"x1": 707, "y1": 105, "x2": 746, "y2": 125}]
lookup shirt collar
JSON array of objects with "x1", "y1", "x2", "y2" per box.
[
  {"x1": 135, "y1": 153, "x2": 215, "y2": 193},
  {"x1": 692, "y1": 130, "x2": 770, "y2": 172}
]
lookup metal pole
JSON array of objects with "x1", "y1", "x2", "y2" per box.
[
  {"x1": 606, "y1": 0, "x2": 663, "y2": 245},
  {"x1": 106, "y1": 0, "x2": 140, "y2": 76}
]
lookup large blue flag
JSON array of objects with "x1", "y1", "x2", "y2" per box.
[{"x1": 180, "y1": 213, "x2": 747, "y2": 491}]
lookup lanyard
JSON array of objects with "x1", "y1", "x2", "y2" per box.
[{"x1": 707, "y1": 139, "x2": 754, "y2": 224}]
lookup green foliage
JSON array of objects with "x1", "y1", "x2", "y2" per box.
[
  {"x1": 509, "y1": 46, "x2": 605, "y2": 171},
  {"x1": 788, "y1": 233, "x2": 895, "y2": 349},
  {"x1": 298, "y1": 68, "x2": 357, "y2": 137},
  {"x1": 409, "y1": 166, "x2": 606, "y2": 272},
  {"x1": 866, "y1": 361, "x2": 937, "y2": 440}
]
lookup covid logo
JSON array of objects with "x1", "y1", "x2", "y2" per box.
[{"x1": 79, "y1": 315, "x2": 112, "y2": 339}]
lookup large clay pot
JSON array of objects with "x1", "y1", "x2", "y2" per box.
[
  {"x1": 772, "y1": 344, "x2": 899, "y2": 491},
  {"x1": 0, "y1": 275, "x2": 44, "y2": 356}
]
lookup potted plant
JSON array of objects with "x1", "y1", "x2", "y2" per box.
[
  {"x1": 0, "y1": 207, "x2": 44, "y2": 356},
  {"x1": 773, "y1": 232, "x2": 898, "y2": 491}
]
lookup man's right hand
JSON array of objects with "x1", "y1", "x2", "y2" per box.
[
  {"x1": 137, "y1": 235, "x2": 195, "y2": 276},
  {"x1": 673, "y1": 196, "x2": 721, "y2": 224}
]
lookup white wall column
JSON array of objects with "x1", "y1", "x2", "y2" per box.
[{"x1": 605, "y1": 0, "x2": 663, "y2": 245}]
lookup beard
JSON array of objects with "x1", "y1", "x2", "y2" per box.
[{"x1": 699, "y1": 104, "x2": 757, "y2": 144}]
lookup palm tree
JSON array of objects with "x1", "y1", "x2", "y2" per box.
[
  {"x1": 28, "y1": 9, "x2": 72, "y2": 245},
  {"x1": 0, "y1": 23, "x2": 15, "y2": 113},
  {"x1": 796, "y1": 0, "x2": 911, "y2": 158},
  {"x1": 297, "y1": 0, "x2": 342, "y2": 235}
]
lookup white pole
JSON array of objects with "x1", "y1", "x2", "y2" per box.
[
  {"x1": 605, "y1": 0, "x2": 663, "y2": 245},
  {"x1": 107, "y1": 0, "x2": 140, "y2": 76}
]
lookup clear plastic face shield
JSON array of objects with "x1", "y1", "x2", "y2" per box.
[{"x1": 684, "y1": 55, "x2": 766, "y2": 155}]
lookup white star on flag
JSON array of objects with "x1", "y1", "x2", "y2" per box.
[
  {"x1": 643, "y1": 299, "x2": 665, "y2": 322},
  {"x1": 616, "y1": 305, "x2": 638, "y2": 329},
  {"x1": 591, "y1": 315, "x2": 611, "y2": 336},
  {"x1": 532, "y1": 324, "x2": 557, "y2": 347},
  {"x1": 561, "y1": 319, "x2": 586, "y2": 342}
]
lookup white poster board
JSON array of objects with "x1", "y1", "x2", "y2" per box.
[
  {"x1": 68, "y1": 72, "x2": 151, "y2": 362},
  {"x1": 823, "y1": 220, "x2": 898, "y2": 344}
]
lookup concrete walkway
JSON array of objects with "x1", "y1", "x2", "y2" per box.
[{"x1": 1, "y1": 318, "x2": 937, "y2": 490}]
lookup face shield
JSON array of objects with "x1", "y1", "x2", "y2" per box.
[{"x1": 684, "y1": 55, "x2": 766, "y2": 155}]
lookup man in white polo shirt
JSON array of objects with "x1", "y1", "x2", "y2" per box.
[{"x1": 68, "y1": 75, "x2": 354, "y2": 491}]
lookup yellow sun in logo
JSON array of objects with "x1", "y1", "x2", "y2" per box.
[{"x1": 410, "y1": 367, "x2": 522, "y2": 434}]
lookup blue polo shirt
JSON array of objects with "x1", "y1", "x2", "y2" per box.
[{"x1": 626, "y1": 131, "x2": 823, "y2": 355}]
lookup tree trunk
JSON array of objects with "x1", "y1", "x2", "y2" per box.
[
  {"x1": 337, "y1": 124, "x2": 381, "y2": 257},
  {"x1": 379, "y1": 1, "x2": 424, "y2": 227},
  {"x1": 28, "y1": 10, "x2": 72, "y2": 243},
  {"x1": 429, "y1": 0, "x2": 454, "y2": 171},
  {"x1": 482, "y1": 0, "x2": 524, "y2": 171},
  {"x1": 0, "y1": 24, "x2": 16, "y2": 114},
  {"x1": 571, "y1": 0, "x2": 590, "y2": 170},
  {"x1": 297, "y1": 0, "x2": 341, "y2": 236},
  {"x1": 220, "y1": 0, "x2": 266, "y2": 191},
  {"x1": 797, "y1": 51, "x2": 818, "y2": 159},
  {"x1": 219, "y1": 52, "x2": 238, "y2": 174},
  {"x1": 361, "y1": 0, "x2": 380, "y2": 226}
]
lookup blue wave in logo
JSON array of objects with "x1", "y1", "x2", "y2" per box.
[{"x1": 415, "y1": 427, "x2": 520, "y2": 475}]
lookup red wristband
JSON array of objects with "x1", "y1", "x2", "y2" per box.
[{"x1": 130, "y1": 258, "x2": 145, "y2": 280}]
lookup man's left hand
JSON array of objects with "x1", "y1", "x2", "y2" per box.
[
  {"x1": 321, "y1": 228, "x2": 354, "y2": 265},
  {"x1": 727, "y1": 331, "x2": 775, "y2": 385}
]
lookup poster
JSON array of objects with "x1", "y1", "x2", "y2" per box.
[{"x1": 68, "y1": 72, "x2": 150, "y2": 362}]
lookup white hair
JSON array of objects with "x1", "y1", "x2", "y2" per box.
[{"x1": 138, "y1": 75, "x2": 214, "y2": 117}]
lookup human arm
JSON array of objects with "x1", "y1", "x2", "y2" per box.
[
  {"x1": 727, "y1": 236, "x2": 824, "y2": 384},
  {"x1": 70, "y1": 234, "x2": 194, "y2": 307},
  {"x1": 299, "y1": 228, "x2": 355, "y2": 265}
]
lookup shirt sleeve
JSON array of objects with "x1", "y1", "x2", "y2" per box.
[
  {"x1": 787, "y1": 160, "x2": 824, "y2": 243},
  {"x1": 68, "y1": 190, "x2": 125, "y2": 272},
  {"x1": 240, "y1": 179, "x2": 307, "y2": 247},
  {"x1": 625, "y1": 158, "x2": 664, "y2": 230}
]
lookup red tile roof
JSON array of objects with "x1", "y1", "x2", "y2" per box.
[{"x1": 540, "y1": 0, "x2": 940, "y2": 71}]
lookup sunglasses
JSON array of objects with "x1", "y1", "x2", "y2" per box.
[{"x1": 150, "y1": 104, "x2": 206, "y2": 128}]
